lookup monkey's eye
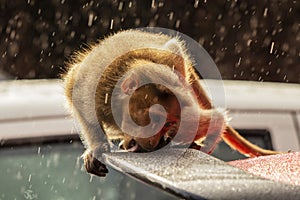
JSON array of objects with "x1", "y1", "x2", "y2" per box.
[
  {"x1": 164, "y1": 122, "x2": 173, "y2": 127},
  {"x1": 110, "y1": 139, "x2": 122, "y2": 146}
]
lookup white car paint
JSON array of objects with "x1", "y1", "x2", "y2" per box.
[
  {"x1": 0, "y1": 79, "x2": 299, "y2": 152},
  {"x1": 0, "y1": 79, "x2": 76, "y2": 140}
]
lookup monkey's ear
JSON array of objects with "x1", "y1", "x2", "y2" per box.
[
  {"x1": 163, "y1": 38, "x2": 184, "y2": 57},
  {"x1": 121, "y1": 73, "x2": 139, "y2": 95},
  {"x1": 163, "y1": 38, "x2": 187, "y2": 79}
]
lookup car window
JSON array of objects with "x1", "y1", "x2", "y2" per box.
[{"x1": 0, "y1": 141, "x2": 177, "y2": 200}]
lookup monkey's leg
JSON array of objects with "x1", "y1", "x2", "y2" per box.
[
  {"x1": 83, "y1": 151, "x2": 109, "y2": 177},
  {"x1": 189, "y1": 71, "x2": 281, "y2": 156},
  {"x1": 222, "y1": 126, "x2": 280, "y2": 157}
]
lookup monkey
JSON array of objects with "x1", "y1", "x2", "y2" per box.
[{"x1": 63, "y1": 29, "x2": 279, "y2": 177}]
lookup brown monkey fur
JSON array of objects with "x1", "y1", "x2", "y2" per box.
[{"x1": 63, "y1": 30, "x2": 279, "y2": 177}]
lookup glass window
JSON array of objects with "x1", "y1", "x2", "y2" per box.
[{"x1": 0, "y1": 141, "x2": 177, "y2": 200}]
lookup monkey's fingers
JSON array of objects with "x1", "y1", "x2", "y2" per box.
[
  {"x1": 84, "y1": 152, "x2": 109, "y2": 177},
  {"x1": 223, "y1": 126, "x2": 282, "y2": 157}
]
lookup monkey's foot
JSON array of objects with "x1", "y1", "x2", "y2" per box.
[
  {"x1": 83, "y1": 152, "x2": 109, "y2": 177},
  {"x1": 189, "y1": 142, "x2": 202, "y2": 151}
]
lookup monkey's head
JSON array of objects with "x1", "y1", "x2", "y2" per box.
[
  {"x1": 108, "y1": 59, "x2": 225, "y2": 152},
  {"x1": 121, "y1": 83, "x2": 181, "y2": 151}
]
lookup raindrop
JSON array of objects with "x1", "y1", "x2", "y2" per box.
[
  {"x1": 194, "y1": 0, "x2": 199, "y2": 8},
  {"x1": 270, "y1": 41, "x2": 275, "y2": 54},
  {"x1": 258, "y1": 76, "x2": 262, "y2": 81},
  {"x1": 70, "y1": 31, "x2": 75, "y2": 38},
  {"x1": 88, "y1": 13, "x2": 94, "y2": 27},
  {"x1": 118, "y1": 2, "x2": 124, "y2": 11},
  {"x1": 266, "y1": 71, "x2": 270, "y2": 76},
  {"x1": 175, "y1": 19, "x2": 180, "y2": 28},
  {"x1": 10, "y1": 30, "x2": 16, "y2": 39},
  {"x1": 15, "y1": 171, "x2": 22, "y2": 180},
  {"x1": 168, "y1": 12, "x2": 174, "y2": 21},
  {"x1": 151, "y1": 0, "x2": 156, "y2": 9},
  {"x1": 104, "y1": 93, "x2": 108, "y2": 104},
  {"x1": 28, "y1": 174, "x2": 32, "y2": 182},
  {"x1": 110, "y1": 19, "x2": 114, "y2": 30},
  {"x1": 246, "y1": 39, "x2": 252, "y2": 46},
  {"x1": 283, "y1": 75, "x2": 287, "y2": 80},
  {"x1": 263, "y1": 8, "x2": 268, "y2": 17},
  {"x1": 217, "y1": 14, "x2": 222, "y2": 20},
  {"x1": 135, "y1": 18, "x2": 140, "y2": 26},
  {"x1": 237, "y1": 57, "x2": 241, "y2": 66}
]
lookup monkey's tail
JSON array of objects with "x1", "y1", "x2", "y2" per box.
[{"x1": 222, "y1": 126, "x2": 282, "y2": 157}]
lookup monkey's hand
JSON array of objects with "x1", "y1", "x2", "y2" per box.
[{"x1": 83, "y1": 151, "x2": 109, "y2": 177}]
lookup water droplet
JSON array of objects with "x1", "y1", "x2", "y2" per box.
[
  {"x1": 194, "y1": 0, "x2": 199, "y2": 8},
  {"x1": 88, "y1": 13, "x2": 94, "y2": 27},
  {"x1": 247, "y1": 39, "x2": 252, "y2": 46},
  {"x1": 237, "y1": 57, "x2": 241, "y2": 66},
  {"x1": 118, "y1": 2, "x2": 124, "y2": 11},
  {"x1": 168, "y1": 12, "x2": 174, "y2": 21},
  {"x1": 110, "y1": 19, "x2": 114, "y2": 30},
  {"x1": 175, "y1": 20, "x2": 180, "y2": 28},
  {"x1": 263, "y1": 8, "x2": 268, "y2": 17},
  {"x1": 270, "y1": 41, "x2": 275, "y2": 54},
  {"x1": 104, "y1": 93, "x2": 108, "y2": 104},
  {"x1": 151, "y1": 0, "x2": 156, "y2": 9}
]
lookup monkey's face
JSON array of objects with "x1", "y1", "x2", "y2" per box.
[{"x1": 120, "y1": 84, "x2": 181, "y2": 152}]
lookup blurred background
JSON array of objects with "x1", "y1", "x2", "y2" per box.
[{"x1": 0, "y1": 0, "x2": 299, "y2": 83}]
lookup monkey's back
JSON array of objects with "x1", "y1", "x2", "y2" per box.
[{"x1": 64, "y1": 30, "x2": 194, "y2": 149}]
